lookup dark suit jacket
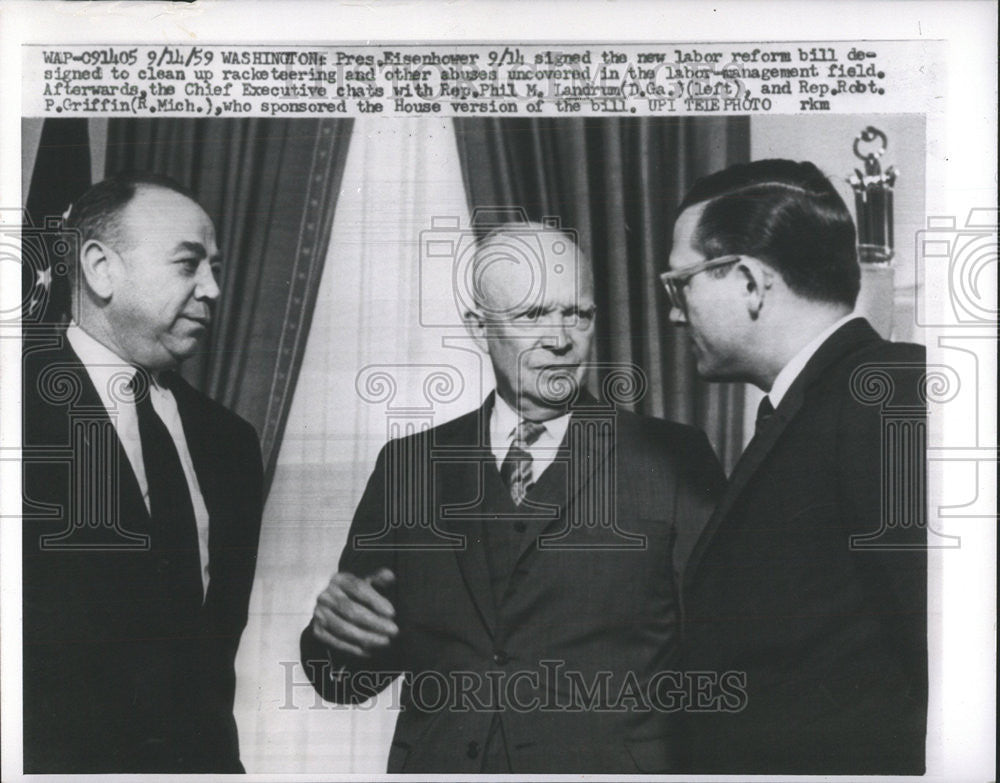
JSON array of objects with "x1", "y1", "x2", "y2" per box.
[
  {"x1": 22, "y1": 333, "x2": 264, "y2": 773},
  {"x1": 678, "y1": 318, "x2": 928, "y2": 774},
  {"x1": 301, "y1": 393, "x2": 724, "y2": 773}
]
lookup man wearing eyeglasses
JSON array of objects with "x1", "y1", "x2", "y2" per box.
[
  {"x1": 301, "y1": 222, "x2": 725, "y2": 773},
  {"x1": 663, "y1": 159, "x2": 927, "y2": 774}
]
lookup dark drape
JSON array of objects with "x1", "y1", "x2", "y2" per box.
[
  {"x1": 106, "y1": 118, "x2": 354, "y2": 490},
  {"x1": 22, "y1": 118, "x2": 91, "y2": 327},
  {"x1": 453, "y1": 117, "x2": 749, "y2": 471}
]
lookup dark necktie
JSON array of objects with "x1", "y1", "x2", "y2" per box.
[
  {"x1": 755, "y1": 395, "x2": 776, "y2": 437},
  {"x1": 500, "y1": 419, "x2": 547, "y2": 505},
  {"x1": 131, "y1": 370, "x2": 203, "y2": 609}
]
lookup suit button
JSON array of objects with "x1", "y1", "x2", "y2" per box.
[
  {"x1": 514, "y1": 521, "x2": 527, "y2": 533},
  {"x1": 493, "y1": 650, "x2": 509, "y2": 665},
  {"x1": 466, "y1": 740, "x2": 480, "y2": 759}
]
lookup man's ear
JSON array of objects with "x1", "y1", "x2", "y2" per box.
[
  {"x1": 463, "y1": 308, "x2": 490, "y2": 354},
  {"x1": 78, "y1": 239, "x2": 118, "y2": 300},
  {"x1": 735, "y1": 256, "x2": 774, "y2": 319}
]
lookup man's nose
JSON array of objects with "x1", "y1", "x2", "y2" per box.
[
  {"x1": 539, "y1": 320, "x2": 573, "y2": 351},
  {"x1": 196, "y1": 260, "x2": 221, "y2": 301}
]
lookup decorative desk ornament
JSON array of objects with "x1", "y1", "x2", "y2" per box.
[
  {"x1": 849, "y1": 126, "x2": 898, "y2": 265},
  {"x1": 848, "y1": 126, "x2": 898, "y2": 337}
]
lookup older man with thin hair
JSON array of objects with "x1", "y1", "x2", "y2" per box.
[{"x1": 302, "y1": 222, "x2": 725, "y2": 773}]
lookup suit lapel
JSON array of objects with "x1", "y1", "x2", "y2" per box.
[
  {"x1": 52, "y1": 339, "x2": 150, "y2": 537},
  {"x1": 169, "y1": 379, "x2": 224, "y2": 603},
  {"x1": 513, "y1": 397, "x2": 615, "y2": 563},
  {"x1": 169, "y1": 382, "x2": 214, "y2": 514},
  {"x1": 439, "y1": 394, "x2": 620, "y2": 623},
  {"x1": 681, "y1": 389, "x2": 806, "y2": 584},
  {"x1": 682, "y1": 318, "x2": 882, "y2": 587}
]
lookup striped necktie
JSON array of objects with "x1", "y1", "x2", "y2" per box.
[{"x1": 500, "y1": 419, "x2": 547, "y2": 505}]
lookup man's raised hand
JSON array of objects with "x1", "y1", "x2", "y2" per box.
[{"x1": 311, "y1": 568, "x2": 398, "y2": 658}]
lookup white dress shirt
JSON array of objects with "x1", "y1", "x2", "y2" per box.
[
  {"x1": 66, "y1": 324, "x2": 211, "y2": 598},
  {"x1": 767, "y1": 314, "x2": 858, "y2": 408},
  {"x1": 489, "y1": 393, "x2": 572, "y2": 485}
]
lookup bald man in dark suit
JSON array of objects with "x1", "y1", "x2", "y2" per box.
[
  {"x1": 22, "y1": 173, "x2": 263, "y2": 773},
  {"x1": 301, "y1": 223, "x2": 725, "y2": 773}
]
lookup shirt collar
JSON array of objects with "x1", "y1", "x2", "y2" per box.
[
  {"x1": 768, "y1": 313, "x2": 857, "y2": 407},
  {"x1": 66, "y1": 321, "x2": 129, "y2": 368},
  {"x1": 66, "y1": 322, "x2": 140, "y2": 410},
  {"x1": 66, "y1": 322, "x2": 169, "y2": 403}
]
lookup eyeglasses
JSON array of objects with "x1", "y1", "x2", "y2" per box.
[{"x1": 659, "y1": 254, "x2": 741, "y2": 313}]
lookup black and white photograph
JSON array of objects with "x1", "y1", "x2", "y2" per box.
[{"x1": 1, "y1": 2, "x2": 996, "y2": 781}]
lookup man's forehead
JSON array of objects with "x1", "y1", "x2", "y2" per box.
[
  {"x1": 481, "y1": 228, "x2": 580, "y2": 259},
  {"x1": 123, "y1": 186, "x2": 210, "y2": 226},
  {"x1": 477, "y1": 230, "x2": 590, "y2": 307},
  {"x1": 669, "y1": 202, "x2": 708, "y2": 269},
  {"x1": 118, "y1": 186, "x2": 216, "y2": 246}
]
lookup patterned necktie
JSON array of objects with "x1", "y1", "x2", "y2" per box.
[
  {"x1": 755, "y1": 395, "x2": 776, "y2": 437},
  {"x1": 130, "y1": 370, "x2": 203, "y2": 610},
  {"x1": 500, "y1": 419, "x2": 547, "y2": 505}
]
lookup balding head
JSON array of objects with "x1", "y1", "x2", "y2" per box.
[
  {"x1": 464, "y1": 223, "x2": 595, "y2": 420},
  {"x1": 471, "y1": 225, "x2": 593, "y2": 318},
  {"x1": 69, "y1": 176, "x2": 221, "y2": 370}
]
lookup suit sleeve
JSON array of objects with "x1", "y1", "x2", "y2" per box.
[
  {"x1": 837, "y1": 349, "x2": 927, "y2": 695},
  {"x1": 300, "y1": 442, "x2": 401, "y2": 704}
]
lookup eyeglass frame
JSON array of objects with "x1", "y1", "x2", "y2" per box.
[{"x1": 659, "y1": 254, "x2": 742, "y2": 313}]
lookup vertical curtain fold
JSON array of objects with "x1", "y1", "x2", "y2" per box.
[
  {"x1": 105, "y1": 118, "x2": 354, "y2": 490},
  {"x1": 246, "y1": 118, "x2": 477, "y2": 773},
  {"x1": 453, "y1": 117, "x2": 749, "y2": 470}
]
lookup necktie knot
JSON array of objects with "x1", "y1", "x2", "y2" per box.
[
  {"x1": 127, "y1": 368, "x2": 153, "y2": 404},
  {"x1": 512, "y1": 419, "x2": 547, "y2": 448}
]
